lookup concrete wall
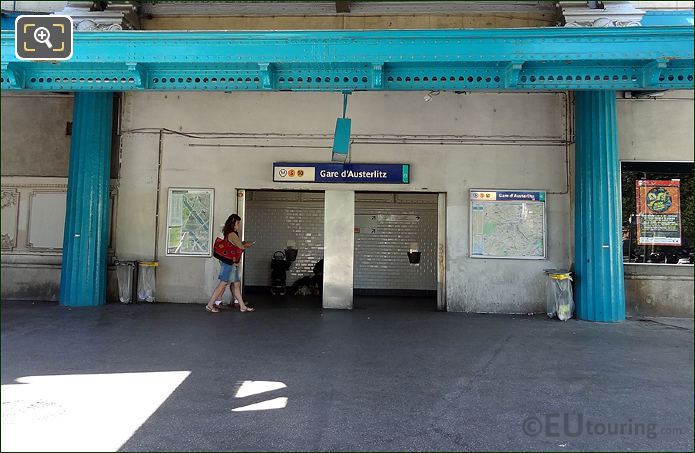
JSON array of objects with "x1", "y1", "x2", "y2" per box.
[
  {"x1": 1, "y1": 90, "x2": 692, "y2": 315},
  {"x1": 618, "y1": 90, "x2": 694, "y2": 318},
  {"x1": 141, "y1": 13, "x2": 557, "y2": 30},
  {"x1": 625, "y1": 264, "x2": 694, "y2": 317},
  {"x1": 617, "y1": 91, "x2": 694, "y2": 162},
  {"x1": 1, "y1": 93, "x2": 73, "y2": 177},
  {"x1": 115, "y1": 91, "x2": 571, "y2": 312}
]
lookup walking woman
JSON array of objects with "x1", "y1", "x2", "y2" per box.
[{"x1": 206, "y1": 214, "x2": 255, "y2": 313}]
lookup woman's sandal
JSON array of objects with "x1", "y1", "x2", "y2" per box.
[
  {"x1": 239, "y1": 306, "x2": 255, "y2": 313},
  {"x1": 205, "y1": 305, "x2": 220, "y2": 313}
]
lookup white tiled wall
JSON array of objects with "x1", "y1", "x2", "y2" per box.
[
  {"x1": 244, "y1": 191, "x2": 325, "y2": 287},
  {"x1": 243, "y1": 190, "x2": 437, "y2": 290}
]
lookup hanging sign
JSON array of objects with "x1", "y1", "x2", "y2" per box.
[
  {"x1": 636, "y1": 180, "x2": 681, "y2": 246},
  {"x1": 273, "y1": 163, "x2": 410, "y2": 184}
]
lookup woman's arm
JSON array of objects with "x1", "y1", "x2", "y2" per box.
[{"x1": 226, "y1": 232, "x2": 245, "y2": 249}]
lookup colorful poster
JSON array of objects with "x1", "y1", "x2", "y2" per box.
[{"x1": 636, "y1": 180, "x2": 681, "y2": 246}]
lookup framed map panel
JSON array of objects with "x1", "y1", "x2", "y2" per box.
[{"x1": 469, "y1": 189, "x2": 546, "y2": 259}]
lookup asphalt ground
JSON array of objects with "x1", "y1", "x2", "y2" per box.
[{"x1": 1, "y1": 297, "x2": 692, "y2": 452}]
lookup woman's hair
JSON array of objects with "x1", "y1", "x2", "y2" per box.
[{"x1": 223, "y1": 214, "x2": 242, "y2": 237}]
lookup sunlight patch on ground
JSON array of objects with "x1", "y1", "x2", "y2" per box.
[
  {"x1": 1, "y1": 371, "x2": 190, "y2": 452},
  {"x1": 235, "y1": 380, "x2": 287, "y2": 398},
  {"x1": 232, "y1": 380, "x2": 288, "y2": 412}
]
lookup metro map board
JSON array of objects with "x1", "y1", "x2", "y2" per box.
[
  {"x1": 470, "y1": 189, "x2": 546, "y2": 259},
  {"x1": 273, "y1": 163, "x2": 409, "y2": 184}
]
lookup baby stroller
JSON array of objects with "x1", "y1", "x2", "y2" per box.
[{"x1": 270, "y1": 248, "x2": 297, "y2": 295}]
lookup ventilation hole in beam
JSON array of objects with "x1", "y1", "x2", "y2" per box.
[
  {"x1": 405, "y1": 77, "x2": 411, "y2": 82},
  {"x1": 278, "y1": 77, "x2": 285, "y2": 82},
  {"x1": 153, "y1": 78, "x2": 159, "y2": 83},
  {"x1": 31, "y1": 77, "x2": 37, "y2": 82},
  {"x1": 494, "y1": 76, "x2": 500, "y2": 82},
  {"x1": 520, "y1": 76, "x2": 527, "y2": 82},
  {"x1": 425, "y1": 76, "x2": 431, "y2": 81},
  {"x1": 548, "y1": 76, "x2": 554, "y2": 81},
  {"x1": 467, "y1": 76, "x2": 473, "y2": 82},
  {"x1": 343, "y1": 77, "x2": 349, "y2": 82},
  {"x1": 677, "y1": 75, "x2": 683, "y2": 81},
  {"x1": 622, "y1": 75, "x2": 628, "y2": 80},
  {"x1": 476, "y1": 76, "x2": 482, "y2": 82},
  {"x1": 47, "y1": 77, "x2": 53, "y2": 82},
  {"x1": 529, "y1": 76, "x2": 536, "y2": 82},
  {"x1": 334, "y1": 77, "x2": 339, "y2": 82},
  {"x1": 297, "y1": 77, "x2": 303, "y2": 82},
  {"x1": 387, "y1": 76, "x2": 394, "y2": 82},
  {"x1": 396, "y1": 76, "x2": 402, "y2": 82},
  {"x1": 557, "y1": 75, "x2": 564, "y2": 81},
  {"x1": 72, "y1": 78, "x2": 78, "y2": 83},
  {"x1": 307, "y1": 77, "x2": 312, "y2": 82},
  {"x1": 458, "y1": 76, "x2": 464, "y2": 81},
  {"x1": 612, "y1": 75, "x2": 619, "y2": 81},
  {"x1": 688, "y1": 75, "x2": 693, "y2": 81},
  {"x1": 594, "y1": 75, "x2": 600, "y2": 81},
  {"x1": 485, "y1": 76, "x2": 491, "y2": 82},
  {"x1": 253, "y1": 77, "x2": 259, "y2": 82},
  {"x1": 287, "y1": 77, "x2": 293, "y2": 82},
  {"x1": 668, "y1": 75, "x2": 674, "y2": 81},
  {"x1": 414, "y1": 77, "x2": 420, "y2": 82},
  {"x1": 362, "y1": 77, "x2": 368, "y2": 82}
]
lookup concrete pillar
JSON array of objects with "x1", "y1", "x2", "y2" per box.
[
  {"x1": 60, "y1": 92, "x2": 113, "y2": 307},
  {"x1": 323, "y1": 190, "x2": 354, "y2": 309},
  {"x1": 574, "y1": 90, "x2": 626, "y2": 322}
]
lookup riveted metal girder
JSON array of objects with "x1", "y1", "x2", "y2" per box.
[{"x1": 1, "y1": 26, "x2": 693, "y2": 92}]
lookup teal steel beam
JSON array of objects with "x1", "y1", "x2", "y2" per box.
[
  {"x1": 574, "y1": 91, "x2": 625, "y2": 322},
  {"x1": 60, "y1": 92, "x2": 113, "y2": 307},
  {"x1": 1, "y1": 26, "x2": 693, "y2": 92}
]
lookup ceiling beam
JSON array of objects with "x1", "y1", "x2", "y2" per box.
[{"x1": 1, "y1": 27, "x2": 692, "y2": 92}]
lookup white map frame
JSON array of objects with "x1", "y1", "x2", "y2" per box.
[
  {"x1": 166, "y1": 188, "x2": 214, "y2": 257},
  {"x1": 468, "y1": 188, "x2": 547, "y2": 260}
]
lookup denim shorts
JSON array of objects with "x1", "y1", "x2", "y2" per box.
[{"x1": 218, "y1": 262, "x2": 240, "y2": 283}]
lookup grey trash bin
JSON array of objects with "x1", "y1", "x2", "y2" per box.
[
  {"x1": 544, "y1": 269, "x2": 574, "y2": 321},
  {"x1": 115, "y1": 260, "x2": 137, "y2": 304},
  {"x1": 137, "y1": 261, "x2": 159, "y2": 303}
]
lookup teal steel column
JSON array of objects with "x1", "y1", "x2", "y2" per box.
[
  {"x1": 60, "y1": 92, "x2": 113, "y2": 307},
  {"x1": 574, "y1": 90, "x2": 625, "y2": 322}
]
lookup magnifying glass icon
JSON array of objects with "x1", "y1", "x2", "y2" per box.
[{"x1": 33, "y1": 27, "x2": 53, "y2": 49}]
